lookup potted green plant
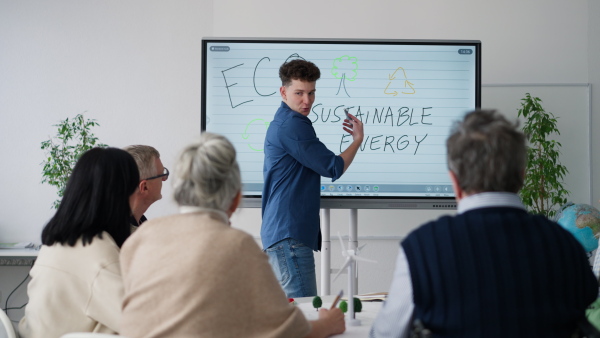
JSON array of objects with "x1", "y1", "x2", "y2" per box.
[
  {"x1": 41, "y1": 114, "x2": 107, "y2": 209},
  {"x1": 517, "y1": 93, "x2": 569, "y2": 218}
]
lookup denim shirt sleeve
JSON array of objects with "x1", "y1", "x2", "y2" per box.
[{"x1": 278, "y1": 114, "x2": 343, "y2": 180}]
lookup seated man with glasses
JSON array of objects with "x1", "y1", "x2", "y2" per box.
[{"x1": 124, "y1": 145, "x2": 168, "y2": 228}]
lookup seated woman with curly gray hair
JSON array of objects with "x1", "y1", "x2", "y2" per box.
[{"x1": 120, "y1": 132, "x2": 345, "y2": 338}]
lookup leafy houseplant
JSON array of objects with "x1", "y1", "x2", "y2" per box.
[
  {"x1": 41, "y1": 114, "x2": 107, "y2": 209},
  {"x1": 517, "y1": 93, "x2": 569, "y2": 218}
]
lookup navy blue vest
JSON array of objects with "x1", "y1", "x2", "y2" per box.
[{"x1": 402, "y1": 207, "x2": 598, "y2": 337}]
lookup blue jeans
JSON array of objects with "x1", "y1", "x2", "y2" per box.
[{"x1": 265, "y1": 238, "x2": 317, "y2": 298}]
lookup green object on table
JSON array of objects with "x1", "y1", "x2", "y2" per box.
[
  {"x1": 354, "y1": 297, "x2": 362, "y2": 312},
  {"x1": 312, "y1": 296, "x2": 322, "y2": 310},
  {"x1": 338, "y1": 298, "x2": 362, "y2": 313},
  {"x1": 339, "y1": 300, "x2": 348, "y2": 313}
]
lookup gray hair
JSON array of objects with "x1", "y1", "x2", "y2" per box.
[
  {"x1": 123, "y1": 145, "x2": 160, "y2": 180},
  {"x1": 173, "y1": 133, "x2": 241, "y2": 212},
  {"x1": 446, "y1": 110, "x2": 526, "y2": 194}
]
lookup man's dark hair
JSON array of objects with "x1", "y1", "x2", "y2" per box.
[
  {"x1": 41, "y1": 147, "x2": 139, "y2": 248},
  {"x1": 446, "y1": 109, "x2": 526, "y2": 194},
  {"x1": 279, "y1": 59, "x2": 321, "y2": 86}
]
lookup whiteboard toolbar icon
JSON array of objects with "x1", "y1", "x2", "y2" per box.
[{"x1": 210, "y1": 46, "x2": 230, "y2": 52}]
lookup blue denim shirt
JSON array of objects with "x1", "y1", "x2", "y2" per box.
[{"x1": 261, "y1": 102, "x2": 344, "y2": 251}]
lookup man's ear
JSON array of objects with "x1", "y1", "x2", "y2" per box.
[
  {"x1": 448, "y1": 170, "x2": 464, "y2": 201},
  {"x1": 138, "y1": 180, "x2": 148, "y2": 193},
  {"x1": 280, "y1": 86, "x2": 287, "y2": 101}
]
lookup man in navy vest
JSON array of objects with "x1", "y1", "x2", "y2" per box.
[{"x1": 370, "y1": 110, "x2": 598, "y2": 337}]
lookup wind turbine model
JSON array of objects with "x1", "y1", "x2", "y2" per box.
[{"x1": 332, "y1": 232, "x2": 377, "y2": 326}]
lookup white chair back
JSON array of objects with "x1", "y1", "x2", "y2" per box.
[
  {"x1": 61, "y1": 333, "x2": 129, "y2": 338},
  {"x1": 0, "y1": 309, "x2": 16, "y2": 338}
]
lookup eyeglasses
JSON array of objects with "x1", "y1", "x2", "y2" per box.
[{"x1": 144, "y1": 167, "x2": 169, "y2": 181}]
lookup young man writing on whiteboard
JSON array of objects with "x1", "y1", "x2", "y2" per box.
[{"x1": 261, "y1": 59, "x2": 364, "y2": 298}]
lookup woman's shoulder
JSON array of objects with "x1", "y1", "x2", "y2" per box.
[
  {"x1": 38, "y1": 232, "x2": 119, "y2": 257},
  {"x1": 129, "y1": 212, "x2": 255, "y2": 247},
  {"x1": 33, "y1": 233, "x2": 120, "y2": 278},
  {"x1": 140, "y1": 212, "x2": 233, "y2": 233},
  {"x1": 82, "y1": 232, "x2": 120, "y2": 257}
]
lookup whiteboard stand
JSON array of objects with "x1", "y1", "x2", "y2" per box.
[
  {"x1": 349, "y1": 208, "x2": 359, "y2": 295},
  {"x1": 320, "y1": 208, "x2": 331, "y2": 295},
  {"x1": 321, "y1": 208, "x2": 360, "y2": 296}
]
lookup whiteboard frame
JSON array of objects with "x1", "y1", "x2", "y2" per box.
[{"x1": 201, "y1": 37, "x2": 482, "y2": 209}]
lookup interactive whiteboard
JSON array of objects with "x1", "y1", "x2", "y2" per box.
[{"x1": 201, "y1": 38, "x2": 481, "y2": 209}]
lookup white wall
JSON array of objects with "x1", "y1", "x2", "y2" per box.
[
  {"x1": 0, "y1": 0, "x2": 213, "y2": 241},
  {"x1": 589, "y1": 1, "x2": 600, "y2": 206},
  {"x1": 0, "y1": 0, "x2": 597, "y2": 317}
]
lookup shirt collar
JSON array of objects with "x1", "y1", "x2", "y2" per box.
[
  {"x1": 457, "y1": 192, "x2": 526, "y2": 214},
  {"x1": 130, "y1": 214, "x2": 147, "y2": 226}
]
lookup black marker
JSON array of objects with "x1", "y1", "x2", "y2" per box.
[{"x1": 344, "y1": 107, "x2": 354, "y2": 120}]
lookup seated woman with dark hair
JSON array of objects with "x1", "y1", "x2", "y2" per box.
[
  {"x1": 120, "y1": 132, "x2": 345, "y2": 338},
  {"x1": 19, "y1": 147, "x2": 139, "y2": 338}
]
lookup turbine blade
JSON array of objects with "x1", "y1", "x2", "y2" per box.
[
  {"x1": 337, "y1": 232, "x2": 346, "y2": 252},
  {"x1": 350, "y1": 254, "x2": 378, "y2": 264},
  {"x1": 332, "y1": 258, "x2": 352, "y2": 282}
]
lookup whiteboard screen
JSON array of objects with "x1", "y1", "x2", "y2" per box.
[{"x1": 201, "y1": 38, "x2": 481, "y2": 209}]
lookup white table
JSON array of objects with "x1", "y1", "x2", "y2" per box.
[{"x1": 295, "y1": 295, "x2": 383, "y2": 337}]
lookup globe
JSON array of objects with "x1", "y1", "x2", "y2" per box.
[{"x1": 555, "y1": 203, "x2": 600, "y2": 253}]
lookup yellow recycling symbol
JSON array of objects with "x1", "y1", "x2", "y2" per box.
[{"x1": 384, "y1": 67, "x2": 415, "y2": 96}]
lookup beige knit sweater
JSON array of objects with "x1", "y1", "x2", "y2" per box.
[
  {"x1": 19, "y1": 233, "x2": 122, "y2": 338},
  {"x1": 120, "y1": 211, "x2": 310, "y2": 338}
]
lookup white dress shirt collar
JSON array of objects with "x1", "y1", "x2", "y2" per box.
[{"x1": 457, "y1": 192, "x2": 526, "y2": 214}]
